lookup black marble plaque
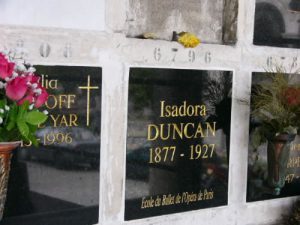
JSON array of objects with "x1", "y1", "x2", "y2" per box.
[
  {"x1": 247, "y1": 72, "x2": 300, "y2": 202},
  {"x1": 125, "y1": 68, "x2": 232, "y2": 220},
  {"x1": 2, "y1": 66, "x2": 101, "y2": 225},
  {"x1": 254, "y1": 0, "x2": 300, "y2": 49}
]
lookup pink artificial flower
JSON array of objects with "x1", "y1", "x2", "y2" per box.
[
  {"x1": 0, "y1": 53, "x2": 15, "y2": 80},
  {"x1": 34, "y1": 86, "x2": 49, "y2": 108},
  {"x1": 6, "y1": 76, "x2": 29, "y2": 101},
  {"x1": 26, "y1": 74, "x2": 40, "y2": 83},
  {"x1": 283, "y1": 87, "x2": 300, "y2": 107},
  {"x1": 18, "y1": 92, "x2": 35, "y2": 106}
]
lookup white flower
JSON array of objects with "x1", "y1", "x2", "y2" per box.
[
  {"x1": 34, "y1": 88, "x2": 42, "y2": 95},
  {"x1": 0, "y1": 117, "x2": 2, "y2": 124},
  {"x1": 1, "y1": 50, "x2": 9, "y2": 55},
  {"x1": 31, "y1": 83, "x2": 38, "y2": 89},
  {"x1": 12, "y1": 72, "x2": 18, "y2": 78},
  {"x1": 5, "y1": 77, "x2": 10, "y2": 82},
  {"x1": 29, "y1": 104, "x2": 34, "y2": 110},
  {"x1": 4, "y1": 105, "x2": 10, "y2": 111},
  {"x1": 16, "y1": 63, "x2": 26, "y2": 72},
  {"x1": 0, "y1": 109, "x2": 4, "y2": 114},
  {"x1": 0, "y1": 82, "x2": 5, "y2": 89},
  {"x1": 27, "y1": 67, "x2": 36, "y2": 73},
  {"x1": 43, "y1": 110, "x2": 49, "y2": 115}
]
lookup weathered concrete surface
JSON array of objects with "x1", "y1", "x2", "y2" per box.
[
  {"x1": 0, "y1": 0, "x2": 299, "y2": 224},
  {"x1": 0, "y1": 0, "x2": 105, "y2": 31},
  {"x1": 223, "y1": 0, "x2": 238, "y2": 44},
  {"x1": 126, "y1": 0, "x2": 225, "y2": 44}
]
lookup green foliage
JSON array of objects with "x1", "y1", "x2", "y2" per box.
[
  {"x1": 25, "y1": 111, "x2": 47, "y2": 125},
  {"x1": 0, "y1": 100, "x2": 47, "y2": 145}
]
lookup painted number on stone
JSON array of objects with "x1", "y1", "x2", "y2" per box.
[
  {"x1": 267, "y1": 56, "x2": 273, "y2": 67},
  {"x1": 188, "y1": 50, "x2": 195, "y2": 62},
  {"x1": 205, "y1": 52, "x2": 212, "y2": 64},
  {"x1": 40, "y1": 43, "x2": 51, "y2": 58},
  {"x1": 172, "y1": 48, "x2": 178, "y2": 62},
  {"x1": 16, "y1": 39, "x2": 24, "y2": 47},
  {"x1": 63, "y1": 43, "x2": 72, "y2": 58},
  {"x1": 154, "y1": 48, "x2": 161, "y2": 61},
  {"x1": 292, "y1": 57, "x2": 298, "y2": 68}
]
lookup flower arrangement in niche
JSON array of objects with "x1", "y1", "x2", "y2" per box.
[
  {"x1": 251, "y1": 69, "x2": 300, "y2": 147},
  {"x1": 0, "y1": 49, "x2": 49, "y2": 221},
  {"x1": 251, "y1": 67, "x2": 300, "y2": 195},
  {"x1": 0, "y1": 50, "x2": 49, "y2": 145}
]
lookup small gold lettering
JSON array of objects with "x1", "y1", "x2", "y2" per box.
[
  {"x1": 159, "y1": 100, "x2": 206, "y2": 118},
  {"x1": 147, "y1": 124, "x2": 159, "y2": 141},
  {"x1": 183, "y1": 123, "x2": 194, "y2": 139},
  {"x1": 69, "y1": 114, "x2": 78, "y2": 127}
]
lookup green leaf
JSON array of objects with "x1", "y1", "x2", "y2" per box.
[
  {"x1": 251, "y1": 127, "x2": 263, "y2": 150},
  {"x1": 6, "y1": 105, "x2": 19, "y2": 131},
  {"x1": 25, "y1": 111, "x2": 47, "y2": 125},
  {"x1": 27, "y1": 133, "x2": 39, "y2": 147},
  {"x1": 6, "y1": 120, "x2": 16, "y2": 131},
  {"x1": 0, "y1": 128, "x2": 5, "y2": 142},
  {"x1": 0, "y1": 99, "x2": 6, "y2": 109},
  {"x1": 3, "y1": 128, "x2": 21, "y2": 142},
  {"x1": 17, "y1": 105, "x2": 27, "y2": 121},
  {"x1": 283, "y1": 126, "x2": 298, "y2": 135},
  {"x1": 8, "y1": 105, "x2": 18, "y2": 122},
  {"x1": 17, "y1": 120, "x2": 29, "y2": 138},
  {"x1": 28, "y1": 124, "x2": 38, "y2": 133},
  {"x1": 20, "y1": 100, "x2": 30, "y2": 111}
]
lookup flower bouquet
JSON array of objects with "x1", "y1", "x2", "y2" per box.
[
  {"x1": 0, "y1": 50, "x2": 49, "y2": 220},
  {"x1": 251, "y1": 68, "x2": 300, "y2": 195}
]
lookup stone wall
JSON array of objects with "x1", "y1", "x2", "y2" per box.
[
  {"x1": 0, "y1": 0, "x2": 299, "y2": 225},
  {"x1": 126, "y1": 0, "x2": 225, "y2": 43}
]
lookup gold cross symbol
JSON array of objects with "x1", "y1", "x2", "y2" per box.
[{"x1": 79, "y1": 75, "x2": 99, "y2": 126}]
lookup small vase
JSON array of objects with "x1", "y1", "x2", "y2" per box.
[
  {"x1": 267, "y1": 134, "x2": 295, "y2": 195},
  {"x1": 0, "y1": 141, "x2": 21, "y2": 220}
]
